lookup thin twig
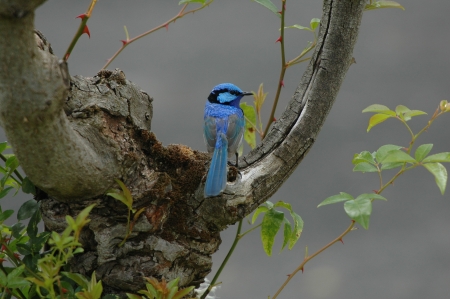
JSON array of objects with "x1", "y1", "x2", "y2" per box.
[
  {"x1": 271, "y1": 221, "x2": 355, "y2": 299},
  {"x1": 200, "y1": 220, "x2": 243, "y2": 299},
  {"x1": 101, "y1": 1, "x2": 213, "y2": 70}
]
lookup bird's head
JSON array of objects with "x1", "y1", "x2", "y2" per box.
[{"x1": 207, "y1": 83, "x2": 252, "y2": 108}]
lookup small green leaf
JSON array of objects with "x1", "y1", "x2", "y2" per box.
[
  {"x1": 22, "y1": 177, "x2": 36, "y2": 195},
  {"x1": 0, "y1": 210, "x2": 14, "y2": 222},
  {"x1": 284, "y1": 24, "x2": 311, "y2": 31},
  {"x1": 415, "y1": 144, "x2": 433, "y2": 162},
  {"x1": 352, "y1": 151, "x2": 376, "y2": 165},
  {"x1": 381, "y1": 150, "x2": 416, "y2": 164},
  {"x1": 7, "y1": 277, "x2": 30, "y2": 288},
  {"x1": 367, "y1": 114, "x2": 393, "y2": 132},
  {"x1": 17, "y1": 199, "x2": 39, "y2": 221},
  {"x1": 318, "y1": 192, "x2": 354, "y2": 207},
  {"x1": 423, "y1": 163, "x2": 448, "y2": 195},
  {"x1": 355, "y1": 193, "x2": 387, "y2": 201},
  {"x1": 11, "y1": 222, "x2": 25, "y2": 239},
  {"x1": 344, "y1": 199, "x2": 372, "y2": 230},
  {"x1": 288, "y1": 212, "x2": 303, "y2": 249},
  {"x1": 405, "y1": 110, "x2": 427, "y2": 118},
  {"x1": 365, "y1": 1, "x2": 405, "y2": 11},
  {"x1": 0, "y1": 186, "x2": 13, "y2": 199},
  {"x1": 380, "y1": 162, "x2": 404, "y2": 170},
  {"x1": 310, "y1": 18, "x2": 320, "y2": 30},
  {"x1": 252, "y1": 205, "x2": 269, "y2": 224},
  {"x1": 27, "y1": 208, "x2": 41, "y2": 239},
  {"x1": 273, "y1": 201, "x2": 293, "y2": 212},
  {"x1": 167, "y1": 277, "x2": 179, "y2": 290},
  {"x1": 179, "y1": 0, "x2": 206, "y2": 4},
  {"x1": 173, "y1": 286, "x2": 195, "y2": 299},
  {"x1": 281, "y1": 219, "x2": 291, "y2": 251},
  {"x1": 5, "y1": 156, "x2": 19, "y2": 171},
  {"x1": 240, "y1": 102, "x2": 257, "y2": 149},
  {"x1": 375, "y1": 144, "x2": 403, "y2": 162},
  {"x1": 0, "y1": 142, "x2": 9, "y2": 153},
  {"x1": 362, "y1": 104, "x2": 393, "y2": 114},
  {"x1": 16, "y1": 243, "x2": 32, "y2": 255},
  {"x1": 126, "y1": 294, "x2": 142, "y2": 299},
  {"x1": 353, "y1": 162, "x2": 379, "y2": 173},
  {"x1": 395, "y1": 105, "x2": 411, "y2": 115},
  {"x1": 62, "y1": 272, "x2": 90, "y2": 290},
  {"x1": 261, "y1": 209, "x2": 284, "y2": 256},
  {"x1": 253, "y1": 0, "x2": 281, "y2": 18},
  {"x1": 422, "y1": 152, "x2": 450, "y2": 163}
]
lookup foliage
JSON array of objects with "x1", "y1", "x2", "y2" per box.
[
  {"x1": 318, "y1": 102, "x2": 450, "y2": 229},
  {"x1": 126, "y1": 277, "x2": 195, "y2": 299}
]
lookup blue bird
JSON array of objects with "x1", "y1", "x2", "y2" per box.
[{"x1": 203, "y1": 83, "x2": 252, "y2": 197}]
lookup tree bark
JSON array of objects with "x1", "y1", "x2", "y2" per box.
[{"x1": 0, "y1": 0, "x2": 366, "y2": 297}]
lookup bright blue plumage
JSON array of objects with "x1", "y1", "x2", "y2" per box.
[{"x1": 204, "y1": 83, "x2": 252, "y2": 197}]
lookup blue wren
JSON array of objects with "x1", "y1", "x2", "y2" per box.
[{"x1": 203, "y1": 83, "x2": 252, "y2": 197}]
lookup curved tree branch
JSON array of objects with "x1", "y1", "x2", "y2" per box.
[{"x1": 198, "y1": 0, "x2": 367, "y2": 229}]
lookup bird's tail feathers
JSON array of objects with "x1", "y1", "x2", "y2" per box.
[{"x1": 204, "y1": 133, "x2": 228, "y2": 197}]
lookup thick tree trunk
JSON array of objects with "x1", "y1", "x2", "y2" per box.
[{"x1": 0, "y1": 0, "x2": 366, "y2": 296}]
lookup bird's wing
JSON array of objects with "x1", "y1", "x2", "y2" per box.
[
  {"x1": 203, "y1": 116, "x2": 217, "y2": 154},
  {"x1": 226, "y1": 114, "x2": 245, "y2": 157}
]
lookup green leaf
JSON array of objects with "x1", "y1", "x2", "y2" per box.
[
  {"x1": 0, "y1": 186, "x2": 13, "y2": 199},
  {"x1": 5, "y1": 156, "x2": 19, "y2": 171},
  {"x1": 362, "y1": 104, "x2": 393, "y2": 114},
  {"x1": 22, "y1": 177, "x2": 36, "y2": 195},
  {"x1": 344, "y1": 199, "x2": 372, "y2": 230},
  {"x1": 167, "y1": 277, "x2": 179, "y2": 290},
  {"x1": 0, "y1": 142, "x2": 9, "y2": 153},
  {"x1": 16, "y1": 243, "x2": 32, "y2": 255},
  {"x1": 423, "y1": 163, "x2": 448, "y2": 195},
  {"x1": 318, "y1": 192, "x2": 354, "y2": 207},
  {"x1": 173, "y1": 286, "x2": 195, "y2": 299},
  {"x1": 11, "y1": 223, "x2": 25, "y2": 239},
  {"x1": 404, "y1": 110, "x2": 427, "y2": 118},
  {"x1": 375, "y1": 144, "x2": 403, "y2": 163},
  {"x1": 352, "y1": 151, "x2": 376, "y2": 165},
  {"x1": 273, "y1": 201, "x2": 293, "y2": 212},
  {"x1": 253, "y1": 0, "x2": 281, "y2": 18},
  {"x1": 414, "y1": 144, "x2": 433, "y2": 162},
  {"x1": 422, "y1": 152, "x2": 450, "y2": 163},
  {"x1": 61, "y1": 272, "x2": 90, "y2": 289},
  {"x1": 381, "y1": 150, "x2": 416, "y2": 164},
  {"x1": 126, "y1": 294, "x2": 142, "y2": 299},
  {"x1": 288, "y1": 212, "x2": 303, "y2": 249},
  {"x1": 284, "y1": 24, "x2": 311, "y2": 31},
  {"x1": 17, "y1": 199, "x2": 39, "y2": 221},
  {"x1": 261, "y1": 209, "x2": 284, "y2": 256},
  {"x1": 380, "y1": 162, "x2": 404, "y2": 170},
  {"x1": 7, "y1": 277, "x2": 30, "y2": 288},
  {"x1": 367, "y1": 114, "x2": 393, "y2": 132},
  {"x1": 310, "y1": 18, "x2": 320, "y2": 30},
  {"x1": 281, "y1": 219, "x2": 291, "y2": 251},
  {"x1": 355, "y1": 193, "x2": 387, "y2": 201},
  {"x1": 179, "y1": 0, "x2": 206, "y2": 4},
  {"x1": 240, "y1": 102, "x2": 257, "y2": 149},
  {"x1": 365, "y1": 1, "x2": 405, "y2": 11},
  {"x1": 0, "y1": 210, "x2": 14, "y2": 222},
  {"x1": 395, "y1": 105, "x2": 411, "y2": 115},
  {"x1": 353, "y1": 162, "x2": 378, "y2": 173},
  {"x1": 27, "y1": 208, "x2": 41, "y2": 239},
  {"x1": 252, "y1": 205, "x2": 269, "y2": 224}
]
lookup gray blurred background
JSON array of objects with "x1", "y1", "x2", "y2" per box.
[{"x1": 1, "y1": 0, "x2": 449, "y2": 298}]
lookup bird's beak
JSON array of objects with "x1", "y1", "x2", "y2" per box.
[{"x1": 242, "y1": 92, "x2": 253, "y2": 96}]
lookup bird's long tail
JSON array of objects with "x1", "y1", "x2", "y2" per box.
[{"x1": 205, "y1": 133, "x2": 228, "y2": 197}]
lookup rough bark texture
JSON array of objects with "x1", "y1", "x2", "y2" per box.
[{"x1": 0, "y1": 0, "x2": 366, "y2": 297}]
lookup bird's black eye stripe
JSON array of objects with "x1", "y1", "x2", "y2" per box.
[{"x1": 207, "y1": 88, "x2": 242, "y2": 104}]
